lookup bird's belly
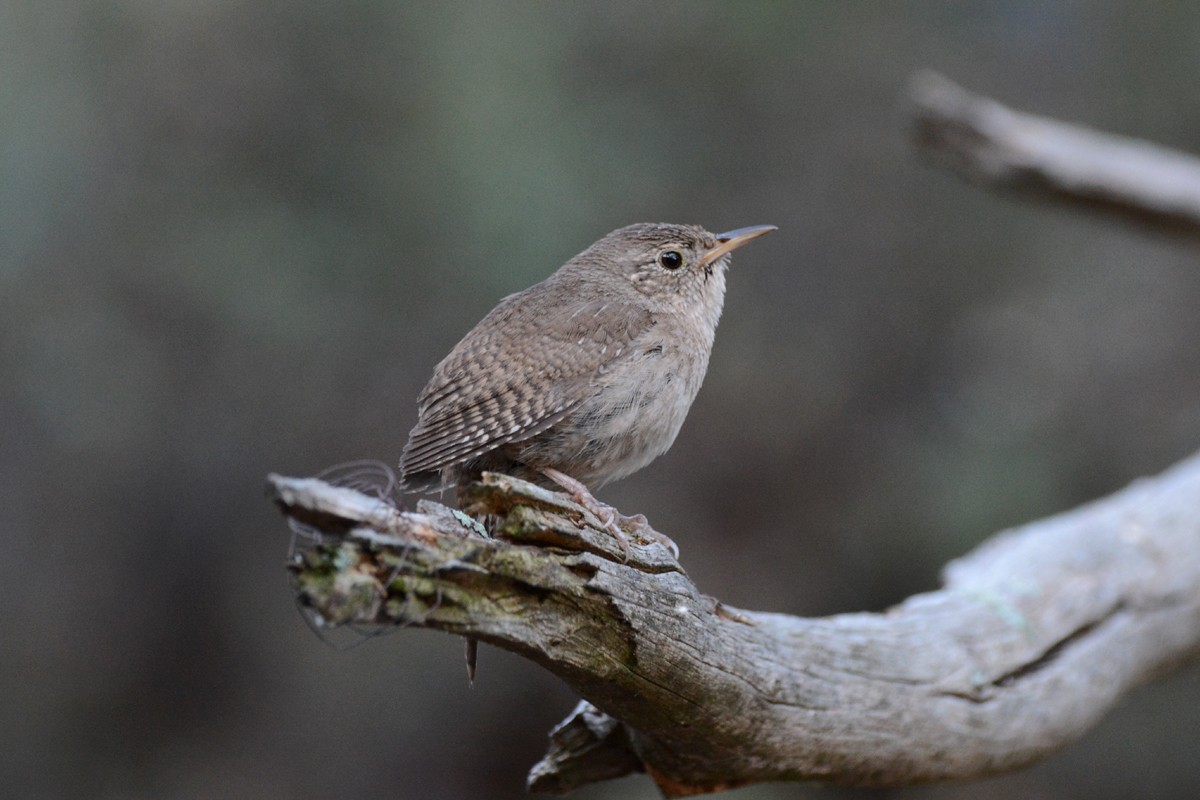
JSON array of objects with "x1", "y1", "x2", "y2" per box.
[{"x1": 513, "y1": 348, "x2": 708, "y2": 487}]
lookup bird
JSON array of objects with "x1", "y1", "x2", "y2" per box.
[{"x1": 399, "y1": 222, "x2": 776, "y2": 554}]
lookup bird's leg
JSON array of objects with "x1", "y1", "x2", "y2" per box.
[
  {"x1": 539, "y1": 467, "x2": 630, "y2": 559},
  {"x1": 539, "y1": 468, "x2": 680, "y2": 560}
]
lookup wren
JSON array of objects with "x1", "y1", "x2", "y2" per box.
[{"x1": 399, "y1": 222, "x2": 775, "y2": 548}]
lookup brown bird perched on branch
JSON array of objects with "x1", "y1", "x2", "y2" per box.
[{"x1": 399, "y1": 222, "x2": 775, "y2": 554}]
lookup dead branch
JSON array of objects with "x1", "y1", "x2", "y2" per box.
[
  {"x1": 271, "y1": 73, "x2": 1200, "y2": 797},
  {"x1": 911, "y1": 70, "x2": 1200, "y2": 237},
  {"x1": 272, "y1": 452, "x2": 1200, "y2": 796}
]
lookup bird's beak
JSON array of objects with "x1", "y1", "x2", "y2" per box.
[{"x1": 700, "y1": 225, "x2": 778, "y2": 267}]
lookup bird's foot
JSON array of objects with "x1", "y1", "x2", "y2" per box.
[
  {"x1": 618, "y1": 513, "x2": 680, "y2": 559},
  {"x1": 540, "y1": 468, "x2": 678, "y2": 560},
  {"x1": 540, "y1": 467, "x2": 630, "y2": 559}
]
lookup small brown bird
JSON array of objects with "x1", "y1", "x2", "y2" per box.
[{"x1": 400, "y1": 222, "x2": 775, "y2": 549}]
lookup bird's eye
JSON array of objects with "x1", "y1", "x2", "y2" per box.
[{"x1": 657, "y1": 250, "x2": 684, "y2": 270}]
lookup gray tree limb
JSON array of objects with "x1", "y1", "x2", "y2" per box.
[
  {"x1": 272, "y1": 451, "x2": 1200, "y2": 796},
  {"x1": 911, "y1": 70, "x2": 1200, "y2": 237}
]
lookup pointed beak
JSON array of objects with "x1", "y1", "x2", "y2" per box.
[{"x1": 700, "y1": 224, "x2": 777, "y2": 268}]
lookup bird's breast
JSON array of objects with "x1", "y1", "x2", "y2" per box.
[{"x1": 511, "y1": 324, "x2": 715, "y2": 487}]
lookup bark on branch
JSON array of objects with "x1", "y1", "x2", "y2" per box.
[
  {"x1": 911, "y1": 70, "x2": 1200, "y2": 237},
  {"x1": 272, "y1": 452, "x2": 1200, "y2": 796}
]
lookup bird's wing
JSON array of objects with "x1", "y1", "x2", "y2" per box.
[{"x1": 400, "y1": 293, "x2": 653, "y2": 482}]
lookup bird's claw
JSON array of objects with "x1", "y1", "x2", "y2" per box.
[
  {"x1": 619, "y1": 513, "x2": 679, "y2": 559},
  {"x1": 541, "y1": 467, "x2": 686, "y2": 561}
]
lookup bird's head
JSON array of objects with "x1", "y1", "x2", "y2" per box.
[{"x1": 574, "y1": 222, "x2": 776, "y2": 320}]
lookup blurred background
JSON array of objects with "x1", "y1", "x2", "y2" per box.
[{"x1": 4, "y1": 2, "x2": 1200, "y2": 798}]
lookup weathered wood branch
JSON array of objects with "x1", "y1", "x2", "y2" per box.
[
  {"x1": 272, "y1": 74, "x2": 1200, "y2": 796},
  {"x1": 911, "y1": 70, "x2": 1200, "y2": 237},
  {"x1": 273, "y1": 451, "x2": 1200, "y2": 796}
]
